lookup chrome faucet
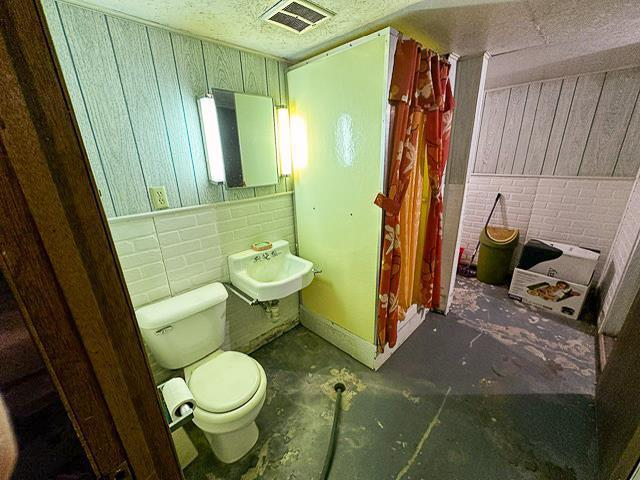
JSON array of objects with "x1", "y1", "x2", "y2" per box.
[
  {"x1": 253, "y1": 255, "x2": 261, "y2": 262},
  {"x1": 262, "y1": 252, "x2": 271, "y2": 260},
  {"x1": 271, "y1": 250, "x2": 280, "y2": 257}
]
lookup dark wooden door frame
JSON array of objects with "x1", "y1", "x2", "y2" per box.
[
  {"x1": 0, "y1": 1, "x2": 182, "y2": 478},
  {"x1": 597, "y1": 281, "x2": 640, "y2": 480}
]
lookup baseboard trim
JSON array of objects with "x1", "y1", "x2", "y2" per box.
[
  {"x1": 299, "y1": 306, "x2": 378, "y2": 369},
  {"x1": 373, "y1": 305, "x2": 426, "y2": 370},
  {"x1": 299, "y1": 304, "x2": 426, "y2": 371}
]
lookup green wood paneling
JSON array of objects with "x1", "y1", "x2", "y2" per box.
[
  {"x1": 556, "y1": 73, "x2": 605, "y2": 176},
  {"x1": 524, "y1": 80, "x2": 562, "y2": 175},
  {"x1": 57, "y1": 3, "x2": 149, "y2": 215},
  {"x1": 476, "y1": 68, "x2": 640, "y2": 178},
  {"x1": 41, "y1": 0, "x2": 116, "y2": 217},
  {"x1": 202, "y1": 41, "x2": 243, "y2": 92},
  {"x1": 265, "y1": 58, "x2": 282, "y2": 105},
  {"x1": 171, "y1": 32, "x2": 223, "y2": 204},
  {"x1": 224, "y1": 184, "x2": 257, "y2": 201},
  {"x1": 146, "y1": 27, "x2": 200, "y2": 206},
  {"x1": 45, "y1": 1, "x2": 288, "y2": 216},
  {"x1": 617, "y1": 87, "x2": 640, "y2": 177},
  {"x1": 107, "y1": 17, "x2": 182, "y2": 207},
  {"x1": 580, "y1": 68, "x2": 640, "y2": 176},
  {"x1": 240, "y1": 51, "x2": 268, "y2": 95},
  {"x1": 279, "y1": 61, "x2": 289, "y2": 105},
  {"x1": 255, "y1": 186, "x2": 278, "y2": 197},
  {"x1": 259, "y1": 58, "x2": 283, "y2": 197},
  {"x1": 542, "y1": 78, "x2": 577, "y2": 175}
]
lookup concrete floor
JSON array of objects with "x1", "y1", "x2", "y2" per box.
[{"x1": 184, "y1": 277, "x2": 597, "y2": 480}]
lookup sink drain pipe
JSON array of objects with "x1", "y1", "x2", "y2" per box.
[{"x1": 320, "y1": 383, "x2": 346, "y2": 480}]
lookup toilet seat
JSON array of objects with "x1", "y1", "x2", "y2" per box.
[
  {"x1": 188, "y1": 351, "x2": 261, "y2": 413},
  {"x1": 191, "y1": 356, "x2": 267, "y2": 437}
]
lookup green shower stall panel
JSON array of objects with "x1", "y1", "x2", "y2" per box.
[{"x1": 288, "y1": 30, "x2": 392, "y2": 344}]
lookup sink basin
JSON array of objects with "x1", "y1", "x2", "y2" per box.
[{"x1": 228, "y1": 240, "x2": 314, "y2": 301}]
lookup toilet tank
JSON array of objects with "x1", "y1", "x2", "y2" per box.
[{"x1": 135, "y1": 283, "x2": 228, "y2": 370}]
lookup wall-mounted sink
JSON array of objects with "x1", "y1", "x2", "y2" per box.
[{"x1": 228, "y1": 240, "x2": 314, "y2": 301}]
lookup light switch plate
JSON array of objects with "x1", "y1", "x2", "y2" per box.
[{"x1": 149, "y1": 186, "x2": 169, "y2": 210}]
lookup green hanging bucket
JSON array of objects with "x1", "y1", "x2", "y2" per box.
[{"x1": 476, "y1": 226, "x2": 519, "y2": 285}]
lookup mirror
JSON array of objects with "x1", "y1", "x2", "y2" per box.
[{"x1": 199, "y1": 90, "x2": 279, "y2": 188}]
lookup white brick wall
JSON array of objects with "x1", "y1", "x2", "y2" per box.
[
  {"x1": 598, "y1": 176, "x2": 640, "y2": 333},
  {"x1": 107, "y1": 193, "x2": 298, "y2": 383},
  {"x1": 460, "y1": 176, "x2": 539, "y2": 268},
  {"x1": 109, "y1": 218, "x2": 170, "y2": 308},
  {"x1": 460, "y1": 175, "x2": 634, "y2": 281},
  {"x1": 527, "y1": 178, "x2": 632, "y2": 278},
  {"x1": 154, "y1": 194, "x2": 295, "y2": 294}
]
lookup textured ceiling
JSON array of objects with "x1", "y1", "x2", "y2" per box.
[
  {"x1": 63, "y1": 0, "x2": 640, "y2": 87},
  {"x1": 60, "y1": 0, "x2": 425, "y2": 59},
  {"x1": 382, "y1": 0, "x2": 640, "y2": 87},
  {"x1": 59, "y1": 0, "x2": 514, "y2": 60}
]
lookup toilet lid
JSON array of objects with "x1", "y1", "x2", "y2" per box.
[{"x1": 188, "y1": 351, "x2": 261, "y2": 414}]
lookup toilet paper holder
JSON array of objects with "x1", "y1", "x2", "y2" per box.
[{"x1": 157, "y1": 379, "x2": 195, "y2": 433}]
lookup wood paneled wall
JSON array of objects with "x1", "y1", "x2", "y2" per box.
[
  {"x1": 42, "y1": 1, "x2": 290, "y2": 217},
  {"x1": 473, "y1": 67, "x2": 640, "y2": 178}
]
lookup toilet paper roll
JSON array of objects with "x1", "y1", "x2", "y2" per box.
[{"x1": 162, "y1": 377, "x2": 195, "y2": 422}]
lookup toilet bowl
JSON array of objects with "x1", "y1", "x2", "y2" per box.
[
  {"x1": 135, "y1": 283, "x2": 267, "y2": 463},
  {"x1": 185, "y1": 350, "x2": 267, "y2": 463}
]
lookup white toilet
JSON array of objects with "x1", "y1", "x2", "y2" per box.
[{"x1": 135, "y1": 282, "x2": 267, "y2": 463}]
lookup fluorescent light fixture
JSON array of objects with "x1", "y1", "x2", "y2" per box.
[
  {"x1": 276, "y1": 107, "x2": 293, "y2": 176},
  {"x1": 197, "y1": 95, "x2": 225, "y2": 183}
]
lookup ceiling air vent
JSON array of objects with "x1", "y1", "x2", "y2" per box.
[{"x1": 262, "y1": 0, "x2": 334, "y2": 34}]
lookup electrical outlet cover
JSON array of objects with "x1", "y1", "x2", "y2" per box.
[{"x1": 149, "y1": 186, "x2": 169, "y2": 210}]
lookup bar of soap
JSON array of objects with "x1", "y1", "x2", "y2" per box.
[{"x1": 251, "y1": 241, "x2": 272, "y2": 252}]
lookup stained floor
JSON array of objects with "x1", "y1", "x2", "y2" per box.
[{"x1": 184, "y1": 276, "x2": 597, "y2": 479}]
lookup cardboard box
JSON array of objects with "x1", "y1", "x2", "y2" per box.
[
  {"x1": 508, "y1": 268, "x2": 588, "y2": 319},
  {"x1": 517, "y1": 239, "x2": 599, "y2": 285}
]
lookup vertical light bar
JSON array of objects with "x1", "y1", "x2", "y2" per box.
[
  {"x1": 197, "y1": 94, "x2": 225, "y2": 183},
  {"x1": 276, "y1": 107, "x2": 293, "y2": 176}
]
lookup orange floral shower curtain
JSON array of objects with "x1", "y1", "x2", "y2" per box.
[
  {"x1": 396, "y1": 116, "x2": 426, "y2": 321},
  {"x1": 420, "y1": 57, "x2": 454, "y2": 310},
  {"x1": 374, "y1": 39, "x2": 454, "y2": 349}
]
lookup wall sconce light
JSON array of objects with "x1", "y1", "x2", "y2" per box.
[
  {"x1": 197, "y1": 94, "x2": 225, "y2": 183},
  {"x1": 276, "y1": 107, "x2": 293, "y2": 176}
]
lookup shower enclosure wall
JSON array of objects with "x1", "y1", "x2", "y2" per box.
[{"x1": 288, "y1": 28, "x2": 425, "y2": 368}]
